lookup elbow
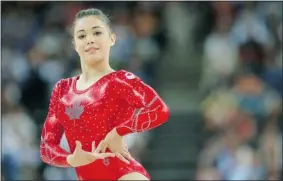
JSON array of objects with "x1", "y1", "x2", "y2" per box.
[
  {"x1": 39, "y1": 143, "x2": 55, "y2": 166},
  {"x1": 160, "y1": 102, "x2": 170, "y2": 124},
  {"x1": 40, "y1": 142, "x2": 48, "y2": 164},
  {"x1": 40, "y1": 140, "x2": 52, "y2": 165},
  {"x1": 40, "y1": 155, "x2": 48, "y2": 165},
  {"x1": 39, "y1": 139, "x2": 71, "y2": 168}
]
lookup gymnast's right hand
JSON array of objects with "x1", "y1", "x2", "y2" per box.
[{"x1": 67, "y1": 141, "x2": 115, "y2": 167}]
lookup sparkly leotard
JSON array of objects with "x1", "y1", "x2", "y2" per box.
[{"x1": 40, "y1": 70, "x2": 170, "y2": 180}]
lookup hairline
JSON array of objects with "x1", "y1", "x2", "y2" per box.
[{"x1": 72, "y1": 11, "x2": 113, "y2": 37}]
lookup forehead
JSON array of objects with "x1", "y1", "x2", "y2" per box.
[{"x1": 74, "y1": 16, "x2": 106, "y2": 32}]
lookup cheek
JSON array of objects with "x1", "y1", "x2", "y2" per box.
[
  {"x1": 75, "y1": 43, "x2": 85, "y2": 55},
  {"x1": 100, "y1": 38, "x2": 111, "y2": 51}
]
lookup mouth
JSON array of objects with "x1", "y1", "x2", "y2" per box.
[{"x1": 85, "y1": 47, "x2": 99, "y2": 52}]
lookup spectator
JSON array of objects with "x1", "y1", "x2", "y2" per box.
[
  {"x1": 198, "y1": 2, "x2": 282, "y2": 179},
  {"x1": 200, "y1": 15, "x2": 239, "y2": 94}
]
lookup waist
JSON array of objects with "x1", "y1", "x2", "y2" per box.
[{"x1": 75, "y1": 157, "x2": 142, "y2": 178}]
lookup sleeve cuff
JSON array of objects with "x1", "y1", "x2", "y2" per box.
[{"x1": 116, "y1": 126, "x2": 133, "y2": 136}]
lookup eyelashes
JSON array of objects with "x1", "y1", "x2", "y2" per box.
[
  {"x1": 77, "y1": 32, "x2": 102, "y2": 39},
  {"x1": 94, "y1": 32, "x2": 102, "y2": 36},
  {"x1": 78, "y1": 35, "x2": 86, "y2": 39}
]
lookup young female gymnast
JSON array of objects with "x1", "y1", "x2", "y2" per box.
[{"x1": 40, "y1": 8, "x2": 170, "y2": 180}]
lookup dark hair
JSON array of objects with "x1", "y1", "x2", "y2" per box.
[{"x1": 72, "y1": 8, "x2": 113, "y2": 36}]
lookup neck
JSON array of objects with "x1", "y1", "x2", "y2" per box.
[{"x1": 80, "y1": 59, "x2": 114, "y2": 82}]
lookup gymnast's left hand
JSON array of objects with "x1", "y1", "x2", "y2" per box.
[{"x1": 95, "y1": 128, "x2": 134, "y2": 164}]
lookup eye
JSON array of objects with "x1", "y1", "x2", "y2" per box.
[
  {"x1": 78, "y1": 34, "x2": 85, "y2": 39},
  {"x1": 94, "y1": 32, "x2": 102, "y2": 36}
]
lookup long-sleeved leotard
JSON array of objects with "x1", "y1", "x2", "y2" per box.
[
  {"x1": 113, "y1": 71, "x2": 169, "y2": 136},
  {"x1": 40, "y1": 70, "x2": 170, "y2": 180},
  {"x1": 40, "y1": 80, "x2": 71, "y2": 167}
]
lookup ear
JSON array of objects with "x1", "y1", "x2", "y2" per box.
[{"x1": 110, "y1": 33, "x2": 116, "y2": 47}]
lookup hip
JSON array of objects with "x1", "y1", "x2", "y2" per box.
[{"x1": 75, "y1": 157, "x2": 150, "y2": 180}]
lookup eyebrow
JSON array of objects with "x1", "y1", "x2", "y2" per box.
[{"x1": 77, "y1": 26, "x2": 103, "y2": 33}]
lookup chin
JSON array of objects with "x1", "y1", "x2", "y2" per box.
[
  {"x1": 86, "y1": 59, "x2": 101, "y2": 65},
  {"x1": 85, "y1": 54, "x2": 102, "y2": 63}
]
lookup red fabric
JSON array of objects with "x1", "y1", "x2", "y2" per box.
[{"x1": 40, "y1": 70, "x2": 169, "y2": 180}]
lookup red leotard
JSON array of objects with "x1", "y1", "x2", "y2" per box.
[{"x1": 40, "y1": 70, "x2": 170, "y2": 180}]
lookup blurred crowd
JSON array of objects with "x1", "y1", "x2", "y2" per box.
[
  {"x1": 197, "y1": 2, "x2": 282, "y2": 180},
  {"x1": 1, "y1": 1, "x2": 282, "y2": 180},
  {"x1": 1, "y1": 2, "x2": 166, "y2": 180}
]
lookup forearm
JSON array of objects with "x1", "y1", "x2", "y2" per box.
[
  {"x1": 114, "y1": 71, "x2": 170, "y2": 136},
  {"x1": 116, "y1": 95, "x2": 169, "y2": 136},
  {"x1": 40, "y1": 140, "x2": 71, "y2": 167}
]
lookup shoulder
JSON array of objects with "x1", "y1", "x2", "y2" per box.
[
  {"x1": 114, "y1": 70, "x2": 141, "y2": 82},
  {"x1": 53, "y1": 77, "x2": 75, "y2": 90}
]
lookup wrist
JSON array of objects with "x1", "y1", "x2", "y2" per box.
[
  {"x1": 115, "y1": 126, "x2": 132, "y2": 136},
  {"x1": 113, "y1": 127, "x2": 123, "y2": 138},
  {"x1": 66, "y1": 155, "x2": 74, "y2": 167}
]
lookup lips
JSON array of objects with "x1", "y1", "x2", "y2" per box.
[{"x1": 85, "y1": 47, "x2": 99, "y2": 52}]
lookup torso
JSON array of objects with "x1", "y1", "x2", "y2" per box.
[
  {"x1": 57, "y1": 70, "x2": 127, "y2": 152},
  {"x1": 52, "y1": 70, "x2": 150, "y2": 179}
]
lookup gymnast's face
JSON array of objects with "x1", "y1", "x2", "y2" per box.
[{"x1": 73, "y1": 15, "x2": 116, "y2": 65}]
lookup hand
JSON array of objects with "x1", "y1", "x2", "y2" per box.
[
  {"x1": 96, "y1": 128, "x2": 134, "y2": 164},
  {"x1": 67, "y1": 141, "x2": 115, "y2": 167}
]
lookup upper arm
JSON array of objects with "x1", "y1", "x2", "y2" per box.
[
  {"x1": 113, "y1": 71, "x2": 153, "y2": 108},
  {"x1": 41, "y1": 80, "x2": 64, "y2": 144}
]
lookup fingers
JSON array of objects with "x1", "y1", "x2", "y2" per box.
[
  {"x1": 85, "y1": 150, "x2": 114, "y2": 162},
  {"x1": 100, "y1": 152, "x2": 116, "y2": 159},
  {"x1": 85, "y1": 152, "x2": 97, "y2": 162},
  {"x1": 101, "y1": 144, "x2": 107, "y2": 153},
  {"x1": 115, "y1": 152, "x2": 130, "y2": 164},
  {"x1": 121, "y1": 149, "x2": 135, "y2": 161},
  {"x1": 92, "y1": 152, "x2": 115, "y2": 160},
  {"x1": 91, "y1": 141, "x2": 96, "y2": 153},
  {"x1": 123, "y1": 147, "x2": 130, "y2": 153},
  {"x1": 74, "y1": 141, "x2": 82, "y2": 153},
  {"x1": 123, "y1": 143, "x2": 128, "y2": 150},
  {"x1": 95, "y1": 140, "x2": 107, "y2": 154}
]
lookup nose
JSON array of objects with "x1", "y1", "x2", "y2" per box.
[
  {"x1": 87, "y1": 40, "x2": 94, "y2": 45},
  {"x1": 87, "y1": 36, "x2": 95, "y2": 45}
]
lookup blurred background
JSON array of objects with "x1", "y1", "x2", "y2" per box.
[{"x1": 1, "y1": 1, "x2": 282, "y2": 180}]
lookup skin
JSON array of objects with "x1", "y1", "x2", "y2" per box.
[
  {"x1": 72, "y1": 15, "x2": 149, "y2": 180},
  {"x1": 73, "y1": 15, "x2": 116, "y2": 90}
]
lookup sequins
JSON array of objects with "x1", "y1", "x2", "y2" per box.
[{"x1": 40, "y1": 70, "x2": 169, "y2": 179}]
